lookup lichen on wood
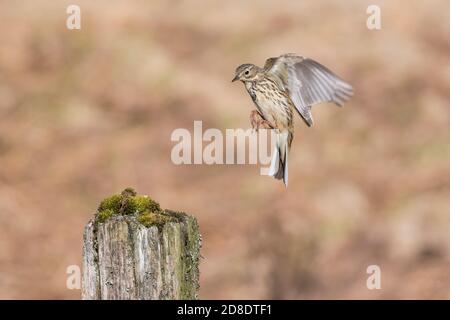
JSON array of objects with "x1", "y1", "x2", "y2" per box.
[{"x1": 82, "y1": 188, "x2": 201, "y2": 300}]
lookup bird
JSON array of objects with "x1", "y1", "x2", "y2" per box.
[{"x1": 232, "y1": 53, "x2": 353, "y2": 186}]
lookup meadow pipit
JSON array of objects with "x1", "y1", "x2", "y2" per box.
[{"x1": 232, "y1": 54, "x2": 353, "y2": 186}]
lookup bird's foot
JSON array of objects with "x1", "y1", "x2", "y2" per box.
[
  {"x1": 259, "y1": 119, "x2": 276, "y2": 130},
  {"x1": 250, "y1": 110, "x2": 261, "y2": 132},
  {"x1": 250, "y1": 110, "x2": 276, "y2": 132}
]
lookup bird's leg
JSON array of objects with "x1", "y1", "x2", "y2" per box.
[
  {"x1": 250, "y1": 110, "x2": 262, "y2": 131},
  {"x1": 259, "y1": 119, "x2": 276, "y2": 129},
  {"x1": 250, "y1": 110, "x2": 276, "y2": 131}
]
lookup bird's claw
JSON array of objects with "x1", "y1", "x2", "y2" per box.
[
  {"x1": 259, "y1": 119, "x2": 276, "y2": 130},
  {"x1": 250, "y1": 110, "x2": 276, "y2": 132}
]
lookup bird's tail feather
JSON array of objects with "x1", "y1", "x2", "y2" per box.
[{"x1": 268, "y1": 130, "x2": 291, "y2": 187}]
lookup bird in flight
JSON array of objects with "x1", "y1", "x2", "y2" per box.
[{"x1": 232, "y1": 53, "x2": 353, "y2": 186}]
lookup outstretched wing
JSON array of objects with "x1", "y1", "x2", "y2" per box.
[{"x1": 264, "y1": 54, "x2": 353, "y2": 127}]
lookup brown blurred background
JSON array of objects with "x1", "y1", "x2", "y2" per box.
[{"x1": 0, "y1": 0, "x2": 449, "y2": 299}]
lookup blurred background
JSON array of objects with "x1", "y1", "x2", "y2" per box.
[{"x1": 0, "y1": 0, "x2": 449, "y2": 299}]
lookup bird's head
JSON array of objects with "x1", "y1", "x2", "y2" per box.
[{"x1": 232, "y1": 64, "x2": 259, "y2": 82}]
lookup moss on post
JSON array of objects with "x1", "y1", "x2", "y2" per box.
[{"x1": 82, "y1": 188, "x2": 201, "y2": 300}]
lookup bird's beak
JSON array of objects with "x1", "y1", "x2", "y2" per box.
[{"x1": 231, "y1": 75, "x2": 239, "y2": 82}]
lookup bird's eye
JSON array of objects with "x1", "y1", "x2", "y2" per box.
[{"x1": 244, "y1": 70, "x2": 250, "y2": 76}]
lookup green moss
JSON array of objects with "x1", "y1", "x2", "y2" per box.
[
  {"x1": 121, "y1": 198, "x2": 137, "y2": 215},
  {"x1": 120, "y1": 195, "x2": 162, "y2": 216},
  {"x1": 97, "y1": 208, "x2": 114, "y2": 223},
  {"x1": 94, "y1": 188, "x2": 183, "y2": 228},
  {"x1": 121, "y1": 187, "x2": 137, "y2": 197},
  {"x1": 97, "y1": 194, "x2": 121, "y2": 213},
  {"x1": 137, "y1": 211, "x2": 176, "y2": 228},
  {"x1": 136, "y1": 209, "x2": 184, "y2": 228},
  {"x1": 133, "y1": 196, "x2": 161, "y2": 213},
  {"x1": 95, "y1": 188, "x2": 163, "y2": 223}
]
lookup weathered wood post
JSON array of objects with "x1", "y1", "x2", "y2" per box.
[{"x1": 82, "y1": 188, "x2": 201, "y2": 300}]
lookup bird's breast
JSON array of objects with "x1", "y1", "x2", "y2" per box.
[{"x1": 246, "y1": 79, "x2": 293, "y2": 129}]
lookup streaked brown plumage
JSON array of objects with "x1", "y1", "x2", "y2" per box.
[{"x1": 232, "y1": 53, "x2": 353, "y2": 186}]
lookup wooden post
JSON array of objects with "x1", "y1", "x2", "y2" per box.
[{"x1": 81, "y1": 190, "x2": 201, "y2": 300}]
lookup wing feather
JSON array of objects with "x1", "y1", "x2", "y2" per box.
[{"x1": 264, "y1": 54, "x2": 353, "y2": 126}]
